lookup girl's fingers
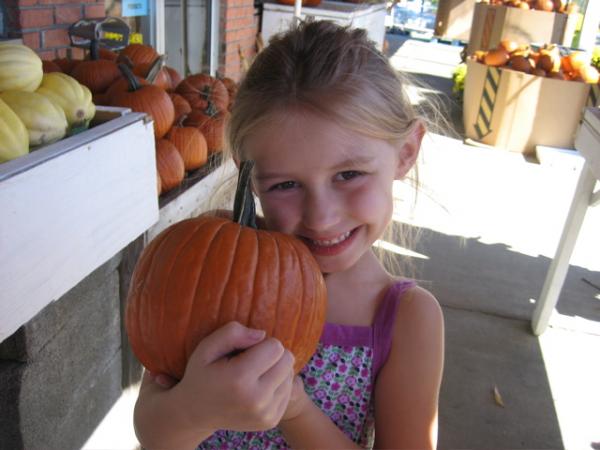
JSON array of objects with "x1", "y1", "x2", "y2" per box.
[
  {"x1": 191, "y1": 321, "x2": 266, "y2": 366},
  {"x1": 231, "y1": 337, "x2": 287, "y2": 376},
  {"x1": 257, "y1": 349, "x2": 295, "y2": 388}
]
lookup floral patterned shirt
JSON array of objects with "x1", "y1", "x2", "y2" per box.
[{"x1": 197, "y1": 280, "x2": 416, "y2": 450}]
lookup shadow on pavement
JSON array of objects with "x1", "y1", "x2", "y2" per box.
[{"x1": 381, "y1": 222, "x2": 600, "y2": 449}]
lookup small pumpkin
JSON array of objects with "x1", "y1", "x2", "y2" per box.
[
  {"x1": 71, "y1": 58, "x2": 121, "y2": 94},
  {"x1": 169, "y1": 93, "x2": 192, "y2": 123},
  {"x1": 166, "y1": 125, "x2": 208, "y2": 171},
  {"x1": 183, "y1": 104, "x2": 228, "y2": 154},
  {"x1": 0, "y1": 43, "x2": 43, "y2": 92},
  {"x1": 36, "y1": 72, "x2": 96, "y2": 130},
  {"x1": 176, "y1": 73, "x2": 229, "y2": 112},
  {"x1": 42, "y1": 60, "x2": 62, "y2": 73},
  {"x1": 125, "y1": 161, "x2": 327, "y2": 379},
  {"x1": 0, "y1": 91, "x2": 68, "y2": 147},
  {"x1": 53, "y1": 57, "x2": 81, "y2": 75},
  {"x1": 165, "y1": 66, "x2": 183, "y2": 91},
  {"x1": 109, "y1": 64, "x2": 175, "y2": 139},
  {"x1": 119, "y1": 43, "x2": 159, "y2": 66},
  {"x1": 0, "y1": 97, "x2": 29, "y2": 162},
  {"x1": 155, "y1": 138, "x2": 185, "y2": 192},
  {"x1": 133, "y1": 56, "x2": 171, "y2": 91}
]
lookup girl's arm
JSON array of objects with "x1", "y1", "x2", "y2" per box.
[
  {"x1": 133, "y1": 321, "x2": 296, "y2": 450},
  {"x1": 374, "y1": 286, "x2": 445, "y2": 449}
]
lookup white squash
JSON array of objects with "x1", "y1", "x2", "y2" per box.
[
  {"x1": 0, "y1": 91, "x2": 68, "y2": 147},
  {"x1": 0, "y1": 98, "x2": 29, "y2": 162}
]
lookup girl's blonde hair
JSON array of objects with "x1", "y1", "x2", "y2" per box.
[{"x1": 221, "y1": 20, "x2": 432, "y2": 277}]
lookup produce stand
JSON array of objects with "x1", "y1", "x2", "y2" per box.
[{"x1": 0, "y1": 107, "x2": 158, "y2": 342}]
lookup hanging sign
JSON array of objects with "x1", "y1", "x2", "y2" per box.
[{"x1": 122, "y1": 0, "x2": 148, "y2": 17}]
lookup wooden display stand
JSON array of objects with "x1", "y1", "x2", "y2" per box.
[{"x1": 0, "y1": 107, "x2": 159, "y2": 342}]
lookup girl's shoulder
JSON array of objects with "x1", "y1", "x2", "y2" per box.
[{"x1": 393, "y1": 282, "x2": 443, "y2": 332}]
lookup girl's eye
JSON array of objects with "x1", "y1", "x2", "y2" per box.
[
  {"x1": 336, "y1": 170, "x2": 363, "y2": 181},
  {"x1": 268, "y1": 180, "x2": 298, "y2": 191}
]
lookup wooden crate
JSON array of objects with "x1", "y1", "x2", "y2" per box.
[{"x1": 0, "y1": 107, "x2": 159, "y2": 341}]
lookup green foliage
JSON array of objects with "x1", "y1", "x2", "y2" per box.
[{"x1": 452, "y1": 63, "x2": 467, "y2": 99}]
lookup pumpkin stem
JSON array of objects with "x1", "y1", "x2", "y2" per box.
[
  {"x1": 146, "y1": 55, "x2": 165, "y2": 83},
  {"x1": 205, "y1": 101, "x2": 218, "y2": 117},
  {"x1": 118, "y1": 63, "x2": 142, "y2": 92},
  {"x1": 233, "y1": 160, "x2": 257, "y2": 228}
]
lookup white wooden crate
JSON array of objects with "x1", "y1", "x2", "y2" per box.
[{"x1": 0, "y1": 107, "x2": 159, "y2": 342}]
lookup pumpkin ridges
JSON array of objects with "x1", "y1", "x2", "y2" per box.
[
  {"x1": 163, "y1": 219, "x2": 216, "y2": 377},
  {"x1": 249, "y1": 231, "x2": 280, "y2": 338},
  {"x1": 197, "y1": 223, "x2": 241, "y2": 336},
  {"x1": 185, "y1": 220, "x2": 232, "y2": 363},
  {"x1": 213, "y1": 223, "x2": 244, "y2": 326},
  {"x1": 126, "y1": 225, "x2": 182, "y2": 374}
]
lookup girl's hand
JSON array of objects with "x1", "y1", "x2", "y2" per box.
[
  {"x1": 171, "y1": 321, "x2": 296, "y2": 432},
  {"x1": 280, "y1": 375, "x2": 310, "y2": 422}
]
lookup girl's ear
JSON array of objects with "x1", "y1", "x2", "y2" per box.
[{"x1": 395, "y1": 120, "x2": 425, "y2": 179}]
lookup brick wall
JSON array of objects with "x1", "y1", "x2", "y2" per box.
[
  {"x1": 4, "y1": 0, "x2": 105, "y2": 60},
  {"x1": 219, "y1": 0, "x2": 260, "y2": 82}
]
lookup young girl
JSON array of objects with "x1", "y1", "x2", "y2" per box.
[{"x1": 134, "y1": 20, "x2": 444, "y2": 449}]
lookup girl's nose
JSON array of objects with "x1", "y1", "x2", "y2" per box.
[{"x1": 302, "y1": 188, "x2": 340, "y2": 232}]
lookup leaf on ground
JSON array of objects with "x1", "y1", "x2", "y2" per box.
[{"x1": 493, "y1": 385, "x2": 505, "y2": 407}]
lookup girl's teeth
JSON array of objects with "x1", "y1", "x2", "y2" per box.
[{"x1": 311, "y1": 231, "x2": 351, "y2": 247}]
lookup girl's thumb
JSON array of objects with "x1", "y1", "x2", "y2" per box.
[{"x1": 194, "y1": 321, "x2": 266, "y2": 365}]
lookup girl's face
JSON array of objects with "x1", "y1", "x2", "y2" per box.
[{"x1": 245, "y1": 109, "x2": 420, "y2": 275}]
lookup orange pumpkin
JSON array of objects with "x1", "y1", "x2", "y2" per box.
[
  {"x1": 169, "y1": 93, "x2": 192, "y2": 123},
  {"x1": 165, "y1": 66, "x2": 183, "y2": 91},
  {"x1": 133, "y1": 56, "x2": 171, "y2": 91},
  {"x1": 71, "y1": 58, "x2": 121, "y2": 94},
  {"x1": 125, "y1": 161, "x2": 327, "y2": 379},
  {"x1": 155, "y1": 138, "x2": 185, "y2": 192},
  {"x1": 184, "y1": 105, "x2": 228, "y2": 154},
  {"x1": 109, "y1": 64, "x2": 175, "y2": 139},
  {"x1": 176, "y1": 73, "x2": 229, "y2": 112},
  {"x1": 119, "y1": 43, "x2": 160, "y2": 66},
  {"x1": 166, "y1": 125, "x2": 208, "y2": 171},
  {"x1": 42, "y1": 60, "x2": 62, "y2": 73}
]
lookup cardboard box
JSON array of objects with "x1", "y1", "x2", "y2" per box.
[
  {"x1": 466, "y1": 3, "x2": 576, "y2": 54},
  {"x1": 463, "y1": 59, "x2": 598, "y2": 155},
  {"x1": 435, "y1": 0, "x2": 477, "y2": 42}
]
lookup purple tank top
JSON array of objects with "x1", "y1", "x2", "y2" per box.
[{"x1": 197, "y1": 280, "x2": 416, "y2": 450}]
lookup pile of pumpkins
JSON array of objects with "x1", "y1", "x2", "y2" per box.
[
  {"x1": 0, "y1": 43, "x2": 95, "y2": 163},
  {"x1": 479, "y1": 0, "x2": 576, "y2": 13},
  {"x1": 471, "y1": 40, "x2": 600, "y2": 84},
  {"x1": 44, "y1": 43, "x2": 238, "y2": 197}
]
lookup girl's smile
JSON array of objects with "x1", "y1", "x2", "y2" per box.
[
  {"x1": 245, "y1": 109, "x2": 418, "y2": 275},
  {"x1": 300, "y1": 226, "x2": 359, "y2": 256}
]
